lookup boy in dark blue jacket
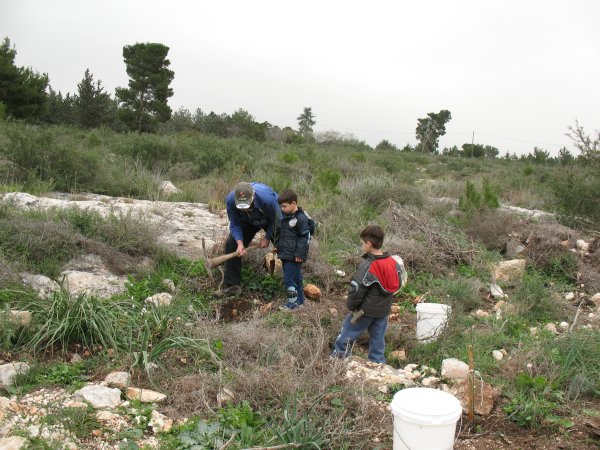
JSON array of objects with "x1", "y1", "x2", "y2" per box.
[
  {"x1": 273, "y1": 189, "x2": 312, "y2": 310},
  {"x1": 219, "y1": 182, "x2": 281, "y2": 297},
  {"x1": 332, "y1": 225, "x2": 406, "y2": 363}
]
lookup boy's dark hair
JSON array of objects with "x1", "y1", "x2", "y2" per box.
[
  {"x1": 278, "y1": 189, "x2": 298, "y2": 205},
  {"x1": 360, "y1": 225, "x2": 384, "y2": 249}
]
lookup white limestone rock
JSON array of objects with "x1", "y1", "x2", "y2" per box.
[
  {"x1": 441, "y1": 358, "x2": 469, "y2": 381},
  {"x1": 73, "y1": 385, "x2": 122, "y2": 409}
]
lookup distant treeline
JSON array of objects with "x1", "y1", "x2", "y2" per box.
[{"x1": 1, "y1": 37, "x2": 598, "y2": 166}]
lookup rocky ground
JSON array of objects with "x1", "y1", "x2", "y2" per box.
[{"x1": 1, "y1": 191, "x2": 599, "y2": 449}]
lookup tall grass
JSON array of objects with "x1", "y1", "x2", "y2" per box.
[{"x1": 21, "y1": 291, "x2": 137, "y2": 353}]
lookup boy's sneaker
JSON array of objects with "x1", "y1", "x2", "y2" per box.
[
  {"x1": 214, "y1": 285, "x2": 242, "y2": 298},
  {"x1": 279, "y1": 302, "x2": 298, "y2": 311}
]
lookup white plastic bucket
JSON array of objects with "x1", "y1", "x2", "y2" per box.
[
  {"x1": 390, "y1": 387, "x2": 462, "y2": 450},
  {"x1": 416, "y1": 303, "x2": 451, "y2": 343}
]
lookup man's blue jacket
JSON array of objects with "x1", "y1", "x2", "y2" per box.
[{"x1": 225, "y1": 182, "x2": 281, "y2": 242}]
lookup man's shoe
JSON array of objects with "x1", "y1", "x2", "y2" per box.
[{"x1": 215, "y1": 285, "x2": 242, "y2": 298}]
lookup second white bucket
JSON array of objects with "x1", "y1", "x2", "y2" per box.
[
  {"x1": 416, "y1": 303, "x2": 451, "y2": 343},
  {"x1": 390, "y1": 387, "x2": 462, "y2": 450}
]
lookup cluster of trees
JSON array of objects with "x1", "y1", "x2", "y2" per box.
[
  {"x1": 0, "y1": 37, "x2": 317, "y2": 141},
  {"x1": 44, "y1": 70, "x2": 119, "y2": 129},
  {"x1": 1, "y1": 39, "x2": 174, "y2": 132}
]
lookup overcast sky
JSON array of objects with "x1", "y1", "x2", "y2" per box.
[{"x1": 2, "y1": 0, "x2": 599, "y2": 155}]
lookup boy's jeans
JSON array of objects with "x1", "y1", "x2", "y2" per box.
[
  {"x1": 282, "y1": 260, "x2": 304, "y2": 308},
  {"x1": 332, "y1": 313, "x2": 388, "y2": 363}
]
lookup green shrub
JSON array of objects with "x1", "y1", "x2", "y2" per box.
[
  {"x1": 316, "y1": 168, "x2": 341, "y2": 193},
  {"x1": 459, "y1": 179, "x2": 499, "y2": 213},
  {"x1": 242, "y1": 267, "x2": 282, "y2": 300},
  {"x1": 552, "y1": 168, "x2": 600, "y2": 228},
  {"x1": 279, "y1": 150, "x2": 299, "y2": 164},
  {"x1": 272, "y1": 397, "x2": 329, "y2": 448}
]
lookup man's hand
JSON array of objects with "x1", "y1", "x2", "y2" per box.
[
  {"x1": 259, "y1": 238, "x2": 270, "y2": 249},
  {"x1": 236, "y1": 241, "x2": 246, "y2": 256},
  {"x1": 295, "y1": 256, "x2": 303, "y2": 263}
]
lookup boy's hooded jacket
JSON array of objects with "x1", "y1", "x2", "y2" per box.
[
  {"x1": 274, "y1": 207, "x2": 311, "y2": 261},
  {"x1": 347, "y1": 253, "x2": 404, "y2": 317}
]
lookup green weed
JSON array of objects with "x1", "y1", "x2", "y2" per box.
[
  {"x1": 271, "y1": 397, "x2": 328, "y2": 448},
  {"x1": 41, "y1": 405, "x2": 101, "y2": 439},
  {"x1": 265, "y1": 311, "x2": 298, "y2": 329},
  {"x1": 503, "y1": 372, "x2": 564, "y2": 428},
  {"x1": 22, "y1": 291, "x2": 137, "y2": 353}
]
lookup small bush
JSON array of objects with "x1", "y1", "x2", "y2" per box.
[{"x1": 22, "y1": 291, "x2": 137, "y2": 353}]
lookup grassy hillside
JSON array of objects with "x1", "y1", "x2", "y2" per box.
[{"x1": 1, "y1": 121, "x2": 599, "y2": 449}]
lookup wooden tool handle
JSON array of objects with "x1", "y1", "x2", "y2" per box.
[{"x1": 206, "y1": 243, "x2": 259, "y2": 268}]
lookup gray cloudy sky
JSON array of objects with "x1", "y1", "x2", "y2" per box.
[{"x1": 2, "y1": 0, "x2": 599, "y2": 155}]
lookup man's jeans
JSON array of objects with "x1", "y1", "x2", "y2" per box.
[{"x1": 332, "y1": 313, "x2": 388, "y2": 363}]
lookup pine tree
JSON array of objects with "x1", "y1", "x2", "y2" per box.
[
  {"x1": 75, "y1": 69, "x2": 115, "y2": 128},
  {"x1": 297, "y1": 107, "x2": 316, "y2": 133},
  {"x1": 115, "y1": 42, "x2": 174, "y2": 133}
]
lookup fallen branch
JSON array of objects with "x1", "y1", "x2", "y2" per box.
[
  {"x1": 219, "y1": 432, "x2": 237, "y2": 450},
  {"x1": 569, "y1": 298, "x2": 586, "y2": 332}
]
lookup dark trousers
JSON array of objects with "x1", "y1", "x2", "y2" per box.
[
  {"x1": 282, "y1": 259, "x2": 305, "y2": 306},
  {"x1": 223, "y1": 225, "x2": 261, "y2": 287}
]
